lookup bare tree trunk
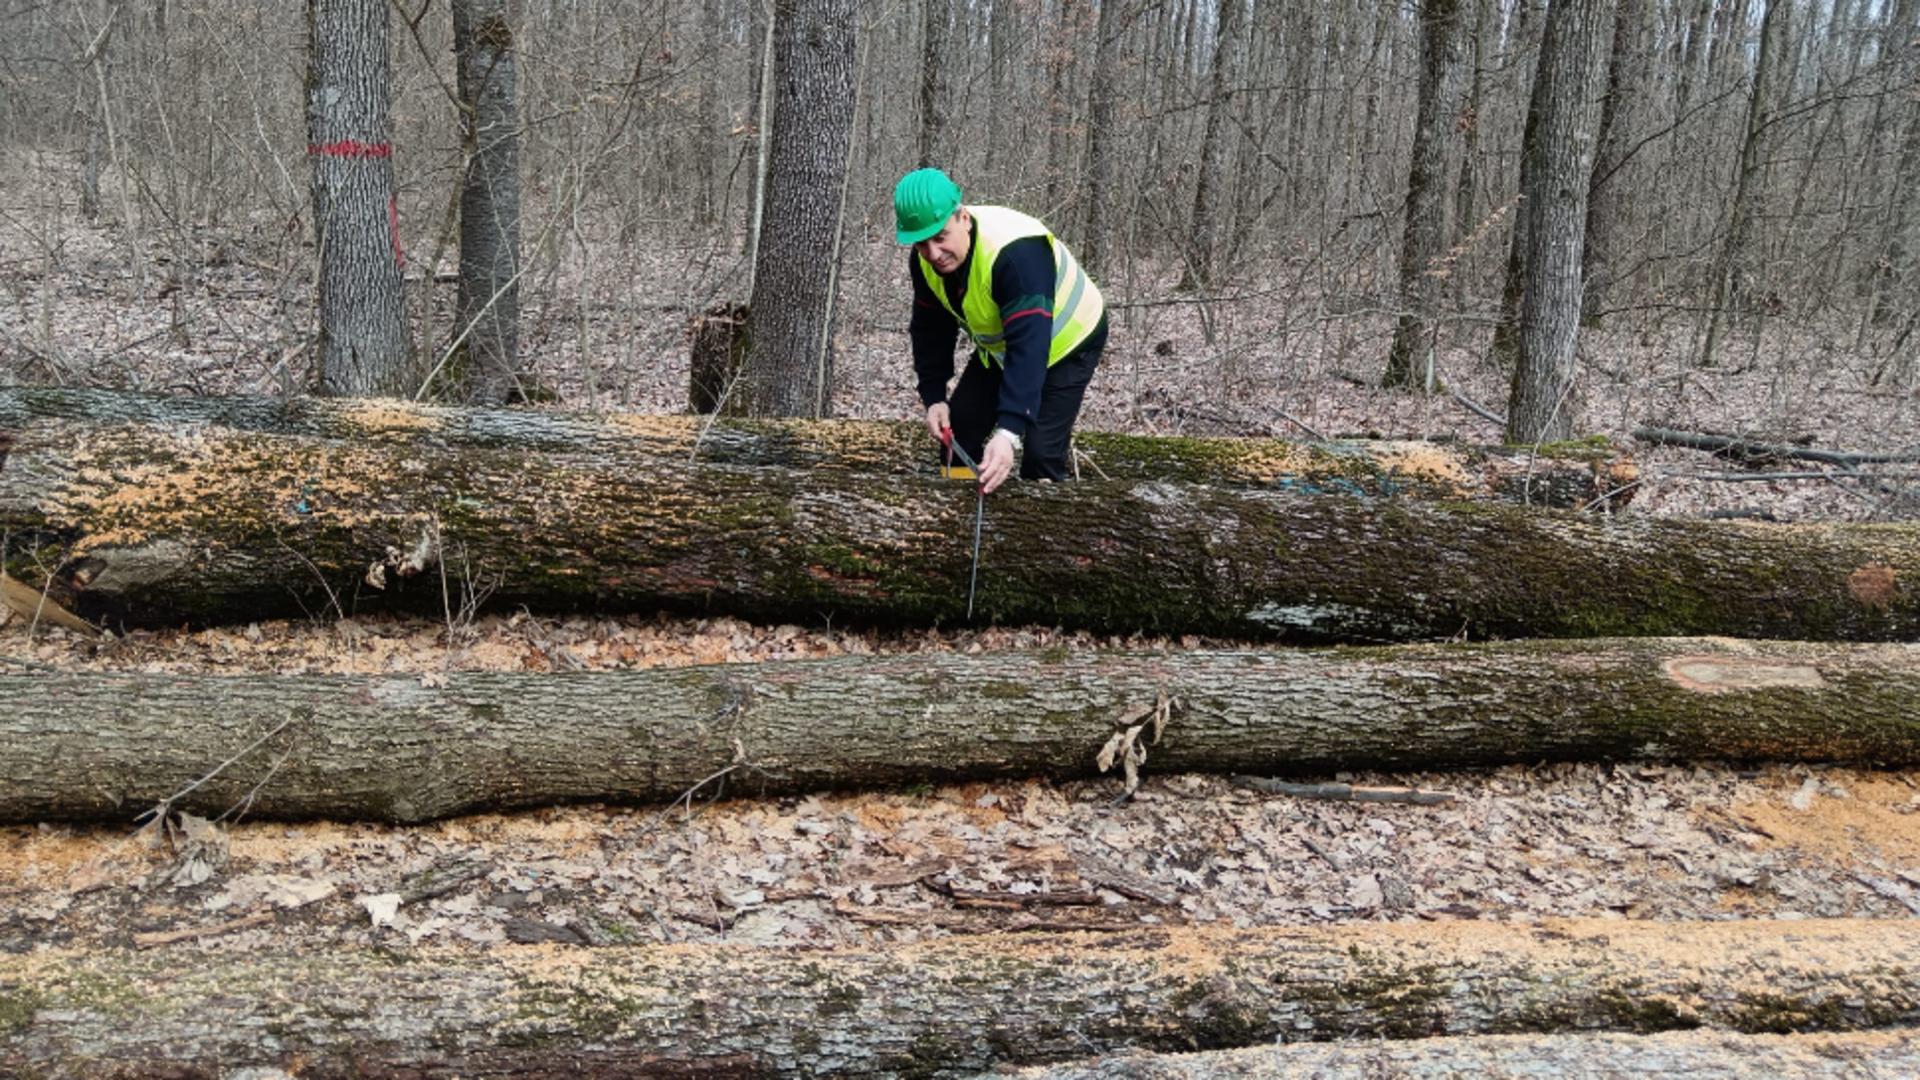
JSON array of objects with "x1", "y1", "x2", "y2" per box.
[
  {"x1": 918, "y1": 0, "x2": 953, "y2": 165},
  {"x1": 1045, "y1": 0, "x2": 1085, "y2": 218},
  {"x1": 1383, "y1": 0, "x2": 1466, "y2": 390},
  {"x1": 1580, "y1": 0, "x2": 1649, "y2": 324},
  {"x1": 1870, "y1": 0, "x2": 1920, "y2": 333},
  {"x1": 1487, "y1": 9, "x2": 1551, "y2": 373},
  {"x1": 446, "y1": 0, "x2": 522, "y2": 405},
  {"x1": 1185, "y1": 0, "x2": 1249, "y2": 288},
  {"x1": 1699, "y1": 0, "x2": 1788, "y2": 368},
  {"x1": 1504, "y1": 0, "x2": 1610, "y2": 444},
  {"x1": 1079, "y1": 0, "x2": 1128, "y2": 277},
  {"x1": 306, "y1": 0, "x2": 410, "y2": 397},
  {"x1": 733, "y1": 0, "x2": 857, "y2": 418},
  {"x1": 989, "y1": 0, "x2": 1017, "y2": 159},
  {"x1": 7, "y1": 920, "x2": 1919, "y2": 1076},
  {"x1": 1451, "y1": 0, "x2": 1489, "y2": 305},
  {"x1": 5, "y1": 638, "x2": 1915, "y2": 823}
]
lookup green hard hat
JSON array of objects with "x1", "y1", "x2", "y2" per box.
[{"x1": 894, "y1": 168, "x2": 962, "y2": 244}]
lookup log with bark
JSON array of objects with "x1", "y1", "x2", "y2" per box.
[
  {"x1": 0, "y1": 385, "x2": 1635, "y2": 504},
  {"x1": 4, "y1": 639, "x2": 1914, "y2": 823},
  {"x1": 1007, "y1": 1030, "x2": 1920, "y2": 1078},
  {"x1": 0, "y1": 409, "x2": 1908, "y2": 636},
  {"x1": 3, "y1": 919, "x2": 1917, "y2": 1077}
]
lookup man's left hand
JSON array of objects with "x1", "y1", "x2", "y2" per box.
[{"x1": 979, "y1": 431, "x2": 1017, "y2": 493}]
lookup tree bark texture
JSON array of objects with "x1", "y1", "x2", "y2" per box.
[
  {"x1": 917, "y1": 0, "x2": 952, "y2": 166},
  {"x1": 0, "y1": 387, "x2": 1642, "y2": 508},
  {"x1": 2, "y1": 639, "x2": 1915, "y2": 823},
  {"x1": 449, "y1": 0, "x2": 522, "y2": 404},
  {"x1": 1700, "y1": 0, "x2": 1788, "y2": 368},
  {"x1": 1580, "y1": 0, "x2": 1650, "y2": 324},
  {"x1": 5, "y1": 919, "x2": 1918, "y2": 1077},
  {"x1": 1504, "y1": 0, "x2": 1609, "y2": 444},
  {"x1": 734, "y1": 0, "x2": 856, "y2": 418},
  {"x1": 1871, "y1": 0, "x2": 1920, "y2": 332},
  {"x1": 1384, "y1": 0, "x2": 1466, "y2": 390},
  {"x1": 1079, "y1": 0, "x2": 1127, "y2": 278},
  {"x1": 0, "y1": 415, "x2": 1911, "y2": 638},
  {"x1": 1185, "y1": 0, "x2": 1249, "y2": 287},
  {"x1": 1008, "y1": 1030, "x2": 1920, "y2": 1079},
  {"x1": 305, "y1": 0, "x2": 410, "y2": 397}
]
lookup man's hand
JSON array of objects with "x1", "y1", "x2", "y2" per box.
[
  {"x1": 924, "y1": 402, "x2": 951, "y2": 443},
  {"x1": 978, "y1": 430, "x2": 1017, "y2": 493}
]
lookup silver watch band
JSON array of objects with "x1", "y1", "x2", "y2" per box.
[{"x1": 989, "y1": 427, "x2": 1024, "y2": 454}]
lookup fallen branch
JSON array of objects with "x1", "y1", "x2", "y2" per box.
[
  {"x1": 1635, "y1": 425, "x2": 1920, "y2": 466},
  {"x1": 1230, "y1": 777, "x2": 1458, "y2": 805}
]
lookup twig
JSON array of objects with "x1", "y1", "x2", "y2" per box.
[
  {"x1": 1451, "y1": 388, "x2": 1507, "y2": 427},
  {"x1": 1270, "y1": 409, "x2": 1330, "y2": 443},
  {"x1": 1232, "y1": 776, "x2": 1458, "y2": 805},
  {"x1": 135, "y1": 713, "x2": 301, "y2": 825}
]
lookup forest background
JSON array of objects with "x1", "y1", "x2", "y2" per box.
[{"x1": 0, "y1": 0, "x2": 1916, "y2": 523}]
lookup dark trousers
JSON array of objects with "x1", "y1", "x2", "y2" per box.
[{"x1": 945, "y1": 318, "x2": 1106, "y2": 481}]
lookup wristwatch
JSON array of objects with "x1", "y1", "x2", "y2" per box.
[{"x1": 989, "y1": 427, "x2": 1024, "y2": 455}]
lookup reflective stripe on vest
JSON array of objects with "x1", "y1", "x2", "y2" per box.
[{"x1": 917, "y1": 205, "x2": 1105, "y2": 368}]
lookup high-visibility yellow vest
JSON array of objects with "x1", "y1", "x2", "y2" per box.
[{"x1": 916, "y1": 205, "x2": 1104, "y2": 368}]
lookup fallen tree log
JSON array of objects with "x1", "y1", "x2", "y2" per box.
[
  {"x1": 1634, "y1": 425, "x2": 1920, "y2": 467},
  {"x1": 0, "y1": 386, "x2": 1638, "y2": 507},
  {"x1": 4, "y1": 919, "x2": 1917, "y2": 1077},
  {"x1": 1007, "y1": 1030, "x2": 1920, "y2": 1078},
  {"x1": 0, "y1": 412, "x2": 1908, "y2": 636},
  {"x1": 3, "y1": 639, "x2": 1914, "y2": 823}
]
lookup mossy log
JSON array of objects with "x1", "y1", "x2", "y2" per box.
[
  {"x1": 1007, "y1": 1030, "x2": 1920, "y2": 1078},
  {"x1": 3, "y1": 639, "x2": 1915, "y2": 823},
  {"x1": 0, "y1": 385, "x2": 1635, "y2": 504},
  {"x1": 4, "y1": 919, "x2": 1917, "y2": 1077},
  {"x1": 0, "y1": 407, "x2": 1909, "y2": 637}
]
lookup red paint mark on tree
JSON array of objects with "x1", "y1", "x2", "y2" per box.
[{"x1": 307, "y1": 140, "x2": 392, "y2": 159}]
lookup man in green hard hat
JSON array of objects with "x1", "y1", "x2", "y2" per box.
[{"x1": 894, "y1": 167, "x2": 1108, "y2": 494}]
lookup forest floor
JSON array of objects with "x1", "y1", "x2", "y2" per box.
[{"x1": 3, "y1": 205, "x2": 1919, "y2": 1057}]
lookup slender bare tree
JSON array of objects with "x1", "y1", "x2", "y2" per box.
[
  {"x1": 1383, "y1": 0, "x2": 1466, "y2": 390},
  {"x1": 918, "y1": 0, "x2": 953, "y2": 166},
  {"x1": 1871, "y1": 0, "x2": 1920, "y2": 333},
  {"x1": 1581, "y1": 0, "x2": 1649, "y2": 324},
  {"x1": 446, "y1": 0, "x2": 522, "y2": 404},
  {"x1": 307, "y1": 0, "x2": 409, "y2": 396},
  {"x1": 1699, "y1": 0, "x2": 1788, "y2": 369},
  {"x1": 1505, "y1": 0, "x2": 1611, "y2": 444},
  {"x1": 1080, "y1": 0, "x2": 1129, "y2": 278},
  {"x1": 1185, "y1": 0, "x2": 1249, "y2": 288}
]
